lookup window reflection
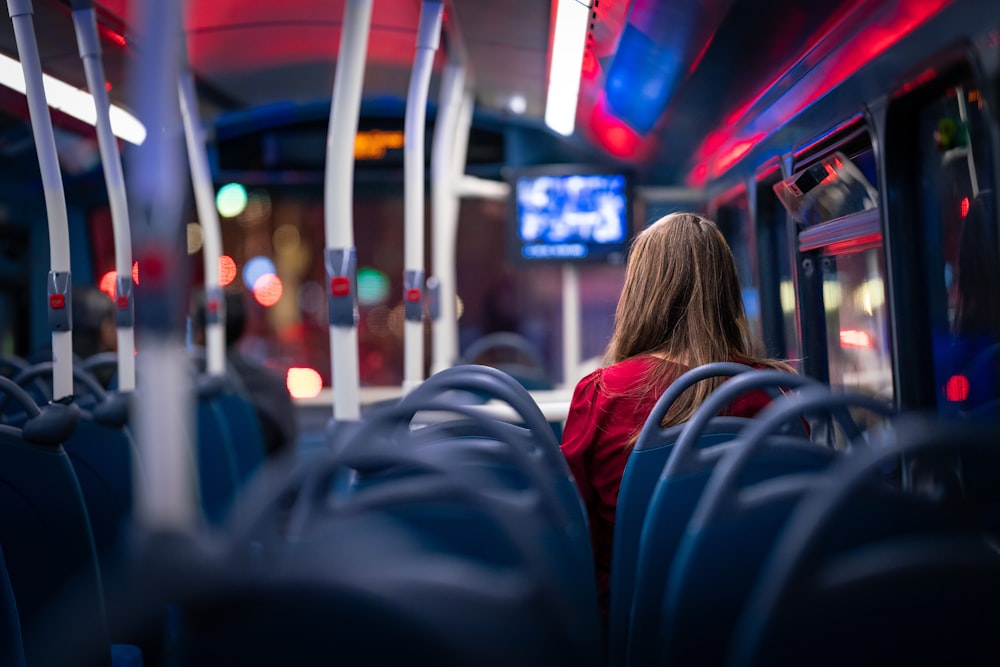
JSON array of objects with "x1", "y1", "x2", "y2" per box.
[
  {"x1": 917, "y1": 82, "x2": 999, "y2": 417},
  {"x1": 822, "y1": 249, "x2": 893, "y2": 400}
]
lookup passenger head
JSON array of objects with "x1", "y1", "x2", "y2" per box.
[
  {"x1": 606, "y1": 211, "x2": 761, "y2": 366},
  {"x1": 189, "y1": 288, "x2": 248, "y2": 348},
  {"x1": 605, "y1": 212, "x2": 779, "y2": 433},
  {"x1": 73, "y1": 286, "x2": 117, "y2": 359}
]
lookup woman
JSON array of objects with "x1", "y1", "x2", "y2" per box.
[{"x1": 560, "y1": 212, "x2": 794, "y2": 619}]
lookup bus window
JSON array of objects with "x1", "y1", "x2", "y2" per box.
[
  {"x1": 756, "y1": 173, "x2": 800, "y2": 366},
  {"x1": 820, "y1": 248, "x2": 893, "y2": 399},
  {"x1": 715, "y1": 191, "x2": 762, "y2": 341},
  {"x1": 914, "y1": 80, "x2": 998, "y2": 416}
]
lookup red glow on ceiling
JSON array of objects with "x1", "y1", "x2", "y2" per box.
[
  {"x1": 688, "y1": 0, "x2": 950, "y2": 185},
  {"x1": 589, "y1": 94, "x2": 644, "y2": 158},
  {"x1": 714, "y1": 133, "x2": 764, "y2": 175},
  {"x1": 582, "y1": 49, "x2": 599, "y2": 80},
  {"x1": 690, "y1": 163, "x2": 709, "y2": 188}
]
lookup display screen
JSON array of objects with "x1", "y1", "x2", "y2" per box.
[{"x1": 508, "y1": 169, "x2": 631, "y2": 264}]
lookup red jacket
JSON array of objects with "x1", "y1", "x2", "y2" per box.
[{"x1": 560, "y1": 356, "x2": 772, "y2": 616}]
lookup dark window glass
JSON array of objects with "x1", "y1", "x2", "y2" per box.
[{"x1": 916, "y1": 82, "x2": 998, "y2": 417}]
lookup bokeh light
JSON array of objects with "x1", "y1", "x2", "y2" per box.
[
  {"x1": 219, "y1": 255, "x2": 237, "y2": 286},
  {"x1": 357, "y1": 267, "x2": 390, "y2": 305},
  {"x1": 243, "y1": 256, "x2": 276, "y2": 290},
  {"x1": 298, "y1": 281, "x2": 326, "y2": 316},
  {"x1": 187, "y1": 222, "x2": 203, "y2": 254},
  {"x1": 286, "y1": 367, "x2": 323, "y2": 398},
  {"x1": 253, "y1": 273, "x2": 283, "y2": 307},
  {"x1": 216, "y1": 182, "x2": 248, "y2": 218},
  {"x1": 273, "y1": 224, "x2": 300, "y2": 255},
  {"x1": 99, "y1": 270, "x2": 117, "y2": 299}
]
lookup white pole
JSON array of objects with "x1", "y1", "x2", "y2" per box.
[
  {"x1": 429, "y1": 63, "x2": 465, "y2": 375},
  {"x1": 72, "y1": 3, "x2": 136, "y2": 391},
  {"x1": 403, "y1": 1, "x2": 444, "y2": 393},
  {"x1": 178, "y1": 69, "x2": 226, "y2": 378},
  {"x1": 8, "y1": 0, "x2": 73, "y2": 400},
  {"x1": 323, "y1": 0, "x2": 373, "y2": 423},
  {"x1": 562, "y1": 263, "x2": 581, "y2": 386},
  {"x1": 128, "y1": 0, "x2": 198, "y2": 530}
]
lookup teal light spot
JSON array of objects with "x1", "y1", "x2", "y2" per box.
[
  {"x1": 357, "y1": 268, "x2": 389, "y2": 305},
  {"x1": 216, "y1": 183, "x2": 248, "y2": 218}
]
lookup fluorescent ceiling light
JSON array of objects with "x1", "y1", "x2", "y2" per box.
[
  {"x1": 0, "y1": 52, "x2": 146, "y2": 145},
  {"x1": 545, "y1": 0, "x2": 591, "y2": 136}
]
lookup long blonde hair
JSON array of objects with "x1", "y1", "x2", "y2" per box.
[{"x1": 605, "y1": 212, "x2": 792, "y2": 435}]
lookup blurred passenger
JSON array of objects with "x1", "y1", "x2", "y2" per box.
[
  {"x1": 73, "y1": 286, "x2": 117, "y2": 360},
  {"x1": 560, "y1": 212, "x2": 796, "y2": 622},
  {"x1": 192, "y1": 289, "x2": 297, "y2": 457}
]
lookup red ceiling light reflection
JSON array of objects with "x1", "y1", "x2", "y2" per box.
[
  {"x1": 688, "y1": 0, "x2": 951, "y2": 185},
  {"x1": 582, "y1": 49, "x2": 599, "y2": 80},
  {"x1": 589, "y1": 94, "x2": 645, "y2": 159}
]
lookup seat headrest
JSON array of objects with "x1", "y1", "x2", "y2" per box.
[
  {"x1": 22, "y1": 401, "x2": 80, "y2": 446},
  {"x1": 92, "y1": 390, "x2": 131, "y2": 428}
]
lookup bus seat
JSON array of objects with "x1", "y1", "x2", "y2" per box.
[
  {"x1": 0, "y1": 377, "x2": 111, "y2": 667},
  {"x1": 195, "y1": 376, "x2": 240, "y2": 525},
  {"x1": 730, "y1": 415, "x2": 1000, "y2": 667},
  {"x1": 215, "y1": 417, "x2": 604, "y2": 667},
  {"x1": 609, "y1": 361, "x2": 758, "y2": 666},
  {"x1": 7, "y1": 363, "x2": 137, "y2": 566},
  {"x1": 0, "y1": 544, "x2": 26, "y2": 667},
  {"x1": 212, "y1": 391, "x2": 267, "y2": 484},
  {"x1": 625, "y1": 370, "x2": 820, "y2": 666},
  {"x1": 656, "y1": 387, "x2": 893, "y2": 666},
  {"x1": 402, "y1": 365, "x2": 592, "y2": 564}
]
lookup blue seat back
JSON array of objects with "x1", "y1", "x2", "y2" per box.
[
  {"x1": 660, "y1": 444, "x2": 833, "y2": 665},
  {"x1": 609, "y1": 361, "x2": 757, "y2": 665},
  {"x1": 625, "y1": 370, "x2": 820, "y2": 666},
  {"x1": 212, "y1": 391, "x2": 266, "y2": 484},
  {"x1": 402, "y1": 365, "x2": 591, "y2": 563},
  {"x1": 217, "y1": 399, "x2": 606, "y2": 666},
  {"x1": 62, "y1": 419, "x2": 136, "y2": 564},
  {"x1": 0, "y1": 544, "x2": 26, "y2": 667},
  {"x1": 196, "y1": 395, "x2": 239, "y2": 525},
  {"x1": 0, "y1": 378, "x2": 110, "y2": 667},
  {"x1": 731, "y1": 415, "x2": 1000, "y2": 667},
  {"x1": 655, "y1": 387, "x2": 893, "y2": 666}
]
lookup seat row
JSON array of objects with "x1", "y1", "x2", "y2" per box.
[
  {"x1": 608, "y1": 362, "x2": 1000, "y2": 666},
  {"x1": 0, "y1": 351, "x2": 270, "y2": 667}
]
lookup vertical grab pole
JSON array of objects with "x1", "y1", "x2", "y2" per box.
[
  {"x1": 403, "y1": 0, "x2": 443, "y2": 393},
  {"x1": 71, "y1": 0, "x2": 135, "y2": 391},
  {"x1": 127, "y1": 0, "x2": 197, "y2": 530},
  {"x1": 178, "y1": 67, "x2": 226, "y2": 378},
  {"x1": 562, "y1": 263, "x2": 581, "y2": 386},
  {"x1": 324, "y1": 0, "x2": 373, "y2": 424},
  {"x1": 429, "y1": 62, "x2": 465, "y2": 375},
  {"x1": 7, "y1": 0, "x2": 73, "y2": 400}
]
